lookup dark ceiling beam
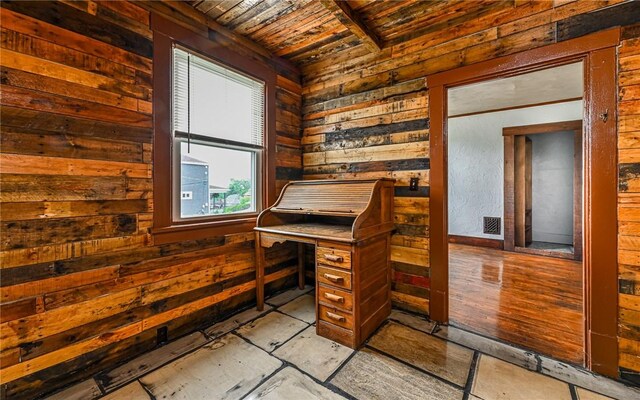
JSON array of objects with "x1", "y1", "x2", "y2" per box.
[{"x1": 320, "y1": 0, "x2": 382, "y2": 52}]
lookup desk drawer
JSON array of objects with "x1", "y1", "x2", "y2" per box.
[
  {"x1": 317, "y1": 321, "x2": 354, "y2": 348},
  {"x1": 318, "y1": 285, "x2": 353, "y2": 311},
  {"x1": 317, "y1": 265, "x2": 352, "y2": 290},
  {"x1": 316, "y1": 246, "x2": 351, "y2": 270},
  {"x1": 319, "y1": 304, "x2": 353, "y2": 330}
]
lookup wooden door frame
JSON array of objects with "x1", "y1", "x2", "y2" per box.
[
  {"x1": 427, "y1": 28, "x2": 620, "y2": 377},
  {"x1": 503, "y1": 120, "x2": 583, "y2": 261}
]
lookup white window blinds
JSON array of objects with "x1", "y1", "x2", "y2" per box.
[{"x1": 173, "y1": 47, "x2": 265, "y2": 146}]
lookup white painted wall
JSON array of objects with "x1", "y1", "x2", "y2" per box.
[
  {"x1": 447, "y1": 100, "x2": 582, "y2": 240},
  {"x1": 530, "y1": 131, "x2": 574, "y2": 244}
]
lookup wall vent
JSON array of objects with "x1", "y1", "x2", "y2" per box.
[{"x1": 483, "y1": 217, "x2": 501, "y2": 235}]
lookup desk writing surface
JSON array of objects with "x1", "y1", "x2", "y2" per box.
[{"x1": 254, "y1": 223, "x2": 353, "y2": 242}]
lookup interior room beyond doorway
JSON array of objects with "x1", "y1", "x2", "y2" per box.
[{"x1": 446, "y1": 62, "x2": 585, "y2": 365}]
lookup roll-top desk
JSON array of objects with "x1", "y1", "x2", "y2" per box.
[{"x1": 254, "y1": 179, "x2": 395, "y2": 348}]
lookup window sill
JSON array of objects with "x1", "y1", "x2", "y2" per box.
[{"x1": 152, "y1": 216, "x2": 258, "y2": 245}]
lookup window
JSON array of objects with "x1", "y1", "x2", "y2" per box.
[
  {"x1": 152, "y1": 16, "x2": 277, "y2": 243},
  {"x1": 172, "y1": 47, "x2": 264, "y2": 220}
]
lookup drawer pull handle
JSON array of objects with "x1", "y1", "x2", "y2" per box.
[
  {"x1": 323, "y1": 273, "x2": 343, "y2": 283},
  {"x1": 324, "y1": 254, "x2": 344, "y2": 262},
  {"x1": 326, "y1": 311, "x2": 345, "y2": 322},
  {"x1": 324, "y1": 293, "x2": 344, "y2": 302}
]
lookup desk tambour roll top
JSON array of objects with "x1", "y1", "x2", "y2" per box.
[
  {"x1": 256, "y1": 179, "x2": 395, "y2": 241},
  {"x1": 255, "y1": 179, "x2": 395, "y2": 349}
]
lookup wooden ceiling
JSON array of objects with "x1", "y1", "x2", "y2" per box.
[{"x1": 188, "y1": 0, "x2": 515, "y2": 66}]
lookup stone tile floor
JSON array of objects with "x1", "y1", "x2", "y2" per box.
[{"x1": 47, "y1": 286, "x2": 640, "y2": 400}]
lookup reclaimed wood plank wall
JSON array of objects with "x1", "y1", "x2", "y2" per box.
[
  {"x1": 0, "y1": 0, "x2": 638, "y2": 392},
  {"x1": 618, "y1": 21, "x2": 640, "y2": 378},
  {"x1": 299, "y1": 0, "x2": 640, "y2": 377},
  {"x1": 0, "y1": 1, "x2": 302, "y2": 398}
]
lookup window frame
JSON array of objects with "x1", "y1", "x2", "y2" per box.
[
  {"x1": 171, "y1": 45, "x2": 266, "y2": 222},
  {"x1": 152, "y1": 14, "x2": 276, "y2": 244}
]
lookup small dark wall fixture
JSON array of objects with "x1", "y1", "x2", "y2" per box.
[
  {"x1": 483, "y1": 217, "x2": 501, "y2": 235},
  {"x1": 410, "y1": 177, "x2": 419, "y2": 191}
]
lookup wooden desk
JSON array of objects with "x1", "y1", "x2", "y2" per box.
[{"x1": 254, "y1": 179, "x2": 395, "y2": 349}]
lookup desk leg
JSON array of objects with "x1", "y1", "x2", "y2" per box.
[
  {"x1": 255, "y1": 232, "x2": 265, "y2": 311},
  {"x1": 297, "y1": 243, "x2": 305, "y2": 289}
]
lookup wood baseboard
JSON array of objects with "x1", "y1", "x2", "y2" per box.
[{"x1": 449, "y1": 235, "x2": 504, "y2": 250}]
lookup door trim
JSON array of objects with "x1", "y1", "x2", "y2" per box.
[
  {"x1": 503, "y1": 120, "x2": 583, "y2": 261},
  {"x1": 427, "y1": 28, "x2": 620, "y2": 377}
]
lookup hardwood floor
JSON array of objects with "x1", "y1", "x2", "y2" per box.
[{"x1": 449, "y1": 243, "x2": 584, "y2": 365}]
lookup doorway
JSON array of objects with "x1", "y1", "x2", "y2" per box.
[
  {"x1": 427, "y1": 29, "x2": 619, "y2": 377},
  {"x1": 445, "y1": 62, "x2": 585, "y2": 364},
  {"x1": 503, "y1": 120, "x2": 583, "y2": 261}
]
